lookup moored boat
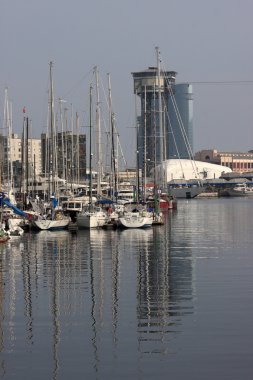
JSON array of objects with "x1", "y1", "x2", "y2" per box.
[
  {"x1": 226, "y1": 183, "x2": 253, "y2": 197},
  {"x1": 116, "y1": 202, "x2": 153, "y2": 229},
  {"x1": 76, "y1": 205, "x2": 108, "y2": 229},
  {"x1": 32, "y1": 208, "x2": 70, "y2": 231},
  {"x1": 0, "y1": 228, "x2": 10, "y2": 243},
  {"x1": 117, "y1": 212, "x2": 153, "y2": 229},
  {"x1": 167, "y1": 179, "x2": 203, "y2": 199}
]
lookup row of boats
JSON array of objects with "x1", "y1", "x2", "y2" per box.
[{"x1": 0, "y1": 192, "x2": 177, "y2": 238}]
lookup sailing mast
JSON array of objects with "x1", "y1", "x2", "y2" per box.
[
  {"x1": 89, "y1": 84, "x2": 93, "y2": 207},
  {"x1": 108, "y1": 73, "x2": 117, "y2": 202},
  {"x1": 25, "y1": 117, "x2": 29, "y2": 203},
  {"x1": 49, "y1": 61, "x2": 56, "y2": 197},
  {"x1": 134, "y1": 90, "x2": 140, "y2": 203},
  {"x1": 156, "y1": 46, "x2": 163, "y2": 166},
  {"x1": 156, "y1": 46, "x2": 168, "y2": 192},
  {"x1": 59, "y1": 98, "x2": 66, "y2": 185},
  {"x1": 94, "y1": 66, "x2": 102, "y2": 197},
  {"x1": 76, "y1": 112, "x2": 80, "y2": 185},
  {"x1": 3, "y1": 88, "x2": 13, "y2": 198},
  {"x1": 143, "y1": 85, "x2": 147, "y2": 201}
]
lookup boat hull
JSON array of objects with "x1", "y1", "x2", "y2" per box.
[
  {"x1": 32, "y1": 218, "x2": 70, "y2": 230},
  {"x1": 118, "y1": 213, "x2": 153, "y2": 229},
  {"x1": 168, "y1": 186, "x2": 203, "y2": 199},
  {"x1": 76, "y1": 212, "x2": 107, "y2": 229}
]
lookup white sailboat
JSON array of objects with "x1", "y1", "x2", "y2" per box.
[
  {"x1": 154, "y1": 48, "x2": 203, "y2": 199},
  {"x1": 76, "y1": 204, "x2": 108, "y2": 228},
  {"x1": 117, "y1": 212, "x2": 153, "y2": 229},
  {"x1": 33, "y1": 211, "x2": 70, "y2": 230},
  {"x1": 117, "y1": 203, "x2": 153, "y2": 229},
  {"x1": 32, "y1": 62, "x2": 69, "y2": 231},
  {"x1": 76, "y1": 83, "x2": 107, "y2": 229}
]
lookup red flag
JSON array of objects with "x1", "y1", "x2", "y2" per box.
[{"x1": 22, "y1": 106, "x2": 26, "y2": 113}]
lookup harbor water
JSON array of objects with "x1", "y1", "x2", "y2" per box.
[{"x1": 0, "y1": 197, "x2": 253, "y2": 379}]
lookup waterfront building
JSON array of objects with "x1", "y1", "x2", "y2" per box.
[
  {"x1": 0, "y1": 133, "x2": 41, "y2": 189},
  {"x1": 132, "y1": 67, "x2": 193, "y2": 176},
  {"x1": 194, "y1": 149, "x2": 253, "y2": 173},
  {"x1": 154, "y1": 158, "x2": 232, "y2": 182},
  {"x1": 167, "y1": 83, "x2": 193, "y2": 159}
]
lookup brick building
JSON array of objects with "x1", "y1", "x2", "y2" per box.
[{"x1": 194, "y1": 149, "x2": 253, "y2": 173}]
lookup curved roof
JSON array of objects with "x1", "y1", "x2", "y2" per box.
[{"x1": 154, "y1": 159, "x2": 232, "y2": 181}]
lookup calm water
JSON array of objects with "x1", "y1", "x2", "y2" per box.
[{"x1": 0, "y1": 198, "x2": 253, "y2": 379}]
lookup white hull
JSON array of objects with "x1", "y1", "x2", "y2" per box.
[
  {"x1": 227, "y1": 184, "x2": 253, "y2": 197},
  {"x1": 227, "y1": 189, "x2": 246, "y2": 197},
  {"x1": 33, "y1": 218, "x2": 70, "y2": 230},
  {"x1": 76, "y1": 211, "x2": 107, "y2": 229},
  {"x1": 168, "y1": 186, "x2": 203, "y2": 199},
  {"x1": 118, "y1": 213, "x2": 153, "y2": 229}
]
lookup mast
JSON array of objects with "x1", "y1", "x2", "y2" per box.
[
  {"x1": 20, "y1": 116, "x2": 25, "y2": 205},
  {"x1": 153, "y1": 83, "x2": 158, "y2": 213},
  {"x1": 89, "y1": 84, "x2": 93, "y2": 206},
  {"x1": 59, "y1": 98, "x2": 66, "y2": 183},
  {"x1": 70, "y1": 103, "x2": 74, "y2": 191},
  {"x1": 3, "y1": 88, "x2": 13, "y2": 197},
  {"x1": 49, "y1": 61, "x2": 56, "y2": 196},
  {"x1": 135, "y1": 90, "x2": 140, "y2": 203},
  {"x1": 26, "y1": 117, "x2": 29, "y2": 201},
  {"x1": 76, "y1": 112, "x2": 80, "y2": 185},
  {"x1": 94, "y1": 66, "x2": 102, "y2": 197},
  {"x1": 64, "y1": 107, "x2": 68, "y2": 185},
  {"x1": 143, "y1": 85, "x2": 147, "y2": 201},
  {"x1": 156, "y1": 46, "x2": 163, "y2": 166},
  {"x1": 108, "y1": 73, "x2": 117, "y2": 202}
]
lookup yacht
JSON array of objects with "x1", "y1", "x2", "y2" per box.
[
  {"x1": 76, "y1": 205, "x2": 108, "y2": 229},
  {"x1": 227, "y1": 183, "x2": 253, "y2": 197}
]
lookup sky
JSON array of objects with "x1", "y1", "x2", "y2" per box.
[{"x1": 0, "y1": 0, "x2": 253, "y2": 168}]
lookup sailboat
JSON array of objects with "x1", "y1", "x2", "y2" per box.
[
  {"x1": 76, "y1": 83, "x2": 107, "y2": 229},
  {"x1": 32, "y1": 62, "x2": 70, "y2": 231},
  {"x1": 153, "y1": 47, "x2": 203, "y2": 199},
  {"x1": 117, "y1": 202, "x2": 153, "y2": 229}
]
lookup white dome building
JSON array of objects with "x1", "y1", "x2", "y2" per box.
[{"x1": 154, "y1": 159, "x2": 232, "y2": 182}]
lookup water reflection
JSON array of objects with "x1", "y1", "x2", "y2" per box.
[
  {"x1": 136, "y1": 214, "x2": 194, "y2": 356},
  {"x1": 1, "y1": 198, "x2": 252, "y2": 379},
  {"x1": 0, "y1": 214, "x2": 195, "y2": 378}
]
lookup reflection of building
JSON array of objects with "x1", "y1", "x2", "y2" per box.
[
  {"x1": 132, "y1": 67, "x2": 193, "y2": 175},
  {"x1": 41, "y1": 132, "x2": 86, "y2": 181},
  {"x1": 194, "y1": 149, "x2": 253, "y2": 173},
  {"x1": 137, "y1": 218, "x2": 194, "y2": 354}
]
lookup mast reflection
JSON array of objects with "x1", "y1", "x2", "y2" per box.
[{"x1": 136, "y1": 212, "x2": 194, "y2": 355}]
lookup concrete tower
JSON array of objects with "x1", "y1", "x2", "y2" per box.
[{"x1": 132, "y1": 66, "x2": 193, "y2": 177}]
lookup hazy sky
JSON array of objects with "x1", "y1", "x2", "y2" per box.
[{"x1": 0, "y1": 0, "x2": 252, "y2": 167}]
